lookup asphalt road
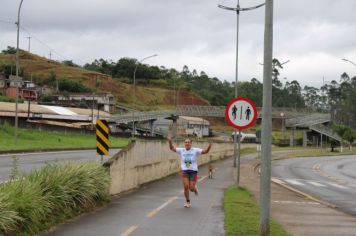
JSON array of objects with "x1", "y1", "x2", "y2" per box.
[
  {"x1": 40, "y1": 156, "x2": 235, "y2": 236},
  {"x1": 0, "y1": 149, "x2": 120, "y2": 182},
  {"x1": 272, "y1": 155, "x2": 356, "y2": 216}
]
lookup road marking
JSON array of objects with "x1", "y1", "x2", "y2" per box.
[
  {"x1": 308, "y1": 181, "x2": 326, "y2": 187},
  {"x1": 328, "y1": 183, "x2": 349, "y2": 189},
  {"x1": 198, "y1": 175, "x2": 207, "y2": 182},
  {"x1": 120, "y1": 225, "x2": 138, "y2": 236},
  {"x1": 273, "y1": 200, "x2": 320, "y2": 205},
  {"x1": 285, "y1": 179, "x2": 304, "y2": 186},
  {"x1": 312, "y1": 163, "x2": 321, "y2": 172},
  {"x1": 146, "y1": 196, "x2": 177, "y2": 218}
]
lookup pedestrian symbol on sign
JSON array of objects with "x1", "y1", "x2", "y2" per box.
[
  {"x1": 245, "y1": 106, "x2": 251, "y2": 120},
  {"x1": 232, "y1": 105, "x2": 237, "y2": 120}
]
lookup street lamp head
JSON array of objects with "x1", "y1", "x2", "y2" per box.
[
  {"x1": 140, "y1": 54, "x2": 158, "y2": 63},
  {"x1": 341, "y1": 58, "x2": 356, "y2": 68},
  {"x1": 281, "y1": 60, "x2": 290, "y2": 65}
]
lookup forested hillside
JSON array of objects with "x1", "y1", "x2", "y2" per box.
[
  {"x1": 83, "y1": 58, "x2": 316, "y2": 108},
  {"x1": 2, "y1": 46, "x2": 356, "y2": 129},
  {"x1": 0, "y1": 47, "x2": 209, "y2": 110}
]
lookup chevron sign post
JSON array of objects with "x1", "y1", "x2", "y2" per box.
[{"x1": 96, "y1": 119, "x2": 109, "y2": 162}]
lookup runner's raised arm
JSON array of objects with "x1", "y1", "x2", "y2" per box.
[
  {"x1": 167, "y1": 137, "x2": 176, "y2": 152},
  {"x1": 201, "y1": 141, "x2": 212, "y2": 154}
]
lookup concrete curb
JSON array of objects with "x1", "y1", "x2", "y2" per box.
[{"x1": 0, "y1": 146, "x2": 125, "y2": 156}]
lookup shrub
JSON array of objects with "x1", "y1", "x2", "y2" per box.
[
  {"x1": 59, "y1": 79, "x2": 92, "y2": 93},
  {"x1": 150, "y1": 79, "x2": 169, "y2": 88},
  {"x1": 0, "y1": 95, "x2": 24, "y2": 103},
  {"x1": 0, "y1": 162, "x2": 110, "y2": 235},
  {"x1": 39, "y1": 94, "x2": 55, "y2": 103}
]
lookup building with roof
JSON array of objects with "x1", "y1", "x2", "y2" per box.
[
  {"x1": 54, "y1": 92, "x2": 115, "y2": 113},
  {"x1": 153, "y1": 115, "x2": 210, "y2": 138}
]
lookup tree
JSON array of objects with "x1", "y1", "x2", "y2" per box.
[
  {"x1": 343, "y1": 128, "x2": 356, "y2": 150},
  {"x1": 333, "y1": 124, "x2": 349, "y2": 152},
  {"x1": 63, "y1": 60, "x2": 79, "y2": 67},
  {"x1": 271, "y1": 58, "x2": 285, "y2": 88},
  {"x1": 340, "y1": 72, "x2": 350, "y2": 83},
  {"x1": 303, "y1": 86, "x2": 321, "y2": 111},
  {"x1": 326, "y1": 75, "x2": 356, "y2": 128},
  {"x1": 1, "y1": 46, "x2": 16, "y2": 54}
]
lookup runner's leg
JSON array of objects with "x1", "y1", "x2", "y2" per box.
[
  {"x1": 182, "y1": 175, "x2": 190, "y2": 204},
  {"x1": 189, "y1": 172, "x2": 198, "y2": 195}
]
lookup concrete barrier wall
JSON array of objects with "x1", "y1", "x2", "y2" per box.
[{"x1": 104, "y1": 139, "x2": 236, "y2": 195}]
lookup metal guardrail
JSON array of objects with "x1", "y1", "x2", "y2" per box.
[
  {"x1": 176, "y1": 105, "x2": 318, "y2": 118},
  {"x1": 175, "y1": 105, "x2": 225, "y2": 117},
  {"x1": 110, "y1": 111, "x2": 176, "y2": 123},
  {"x1": 285, "y1": 114, "x2": 331, "y2": 128},
  {"x1": 110, "y1": 106, "x2": 328, "y2": 124}
]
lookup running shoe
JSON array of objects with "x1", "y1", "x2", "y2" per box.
[{"x1": 184, "y1": 202, "x2": 191, "y2": 208}]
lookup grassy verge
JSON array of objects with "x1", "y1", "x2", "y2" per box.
[
  {"x1": 0, "y1": 162, "x2": 110, "y2": 235},
  {"x1": 0, "y1": 124, "x2": 129, "y2": 152},
  {"x1": 271, "y1": 147, "x2": 356, "y2": 159},
  {"x1": 224, "y1": 186, "x2": 291, "y2": 236}
]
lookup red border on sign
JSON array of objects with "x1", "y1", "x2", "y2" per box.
[{"x1": 225, "y1": 97, "x2": 258, "y2": 130}]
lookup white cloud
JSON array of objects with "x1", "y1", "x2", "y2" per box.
[{"x1": 1, "y1": 0, "x2": 356, "y2": 89}]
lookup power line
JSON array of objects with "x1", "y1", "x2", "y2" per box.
[
  {"x1": 0, "y1": 19, "x2": 14, "y2": 24},
  {"x1": 0, "y1": 19, "x2": 69, "y2": 61},
  {"x1": 19, "y1": 25, "x2": 68, "y2": 61}
]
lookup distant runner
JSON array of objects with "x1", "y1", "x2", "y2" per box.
[{"x1": 168, "y1": 137, "x2": 212, "y2": 208}]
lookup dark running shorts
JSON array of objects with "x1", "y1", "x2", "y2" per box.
[{"x1": 182, "y1": 170, "x2": 198, "y2": 182}]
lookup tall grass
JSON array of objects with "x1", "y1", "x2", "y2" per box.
[{"x1": 0, "y1": 162, "x2": 110, "y2": 235}]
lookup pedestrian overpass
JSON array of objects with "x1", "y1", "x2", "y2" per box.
[{"x1": 285, "y1": 113, "x2": 341, "y2": 147}]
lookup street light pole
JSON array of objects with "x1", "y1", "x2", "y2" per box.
[
  {"x1": 15, "y1": 0, "x2": 24, "y2": 144},
  {"x1": 218, "y1": 0, "x2": 265, "y2": 184},
  {"x1": 132, "y1": 54, "x2": 157, "y2": 139}
]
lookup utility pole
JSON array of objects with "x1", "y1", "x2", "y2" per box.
[
  {"x1": 218, "y1": 0, "x2": 265, "y2": 184},
  {"x1": 260, "y1": 0, "x2": 274, "y2": 235},
  {"x1": 15, "y1": 0, "x2": 24, "y2": 144},
  {"x1": 26, "y1": 36, "x2": 31, "y2": 52}
]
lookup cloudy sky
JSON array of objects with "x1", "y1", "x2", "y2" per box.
[{"x1": 1, "y1": 0, "x2": 356, "y2": 88}]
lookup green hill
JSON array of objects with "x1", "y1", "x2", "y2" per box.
[{"x1": 0, "y1": 50, "x2": 209, "y2": 111}]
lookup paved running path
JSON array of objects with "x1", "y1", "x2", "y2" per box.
[
  {"x1": 41, "y1": 151, "x2": 356, "y2": 236},
  {"x1": 41, "y1": 157, "x2": 236, "y2": 236}
]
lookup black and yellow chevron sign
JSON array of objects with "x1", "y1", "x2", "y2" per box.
[{"x1": 96, "y1": 119, "x2": 109, "y2": 155}]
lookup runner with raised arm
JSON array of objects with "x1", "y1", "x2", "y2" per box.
[{"x1": 168, "y1": 137, "x2": 212, "y2": 208}]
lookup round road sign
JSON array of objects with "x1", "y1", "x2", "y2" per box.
[{"x1": 225, "y1": 97, "x2": 257, "y2": 130}]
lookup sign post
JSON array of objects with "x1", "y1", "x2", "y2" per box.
[
  {"x1": 96, "y1": 119, "x2": 110, "y2": 163},
  {"x1": 225, "y1": 97, "x2": 257, "y2": 185}
]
